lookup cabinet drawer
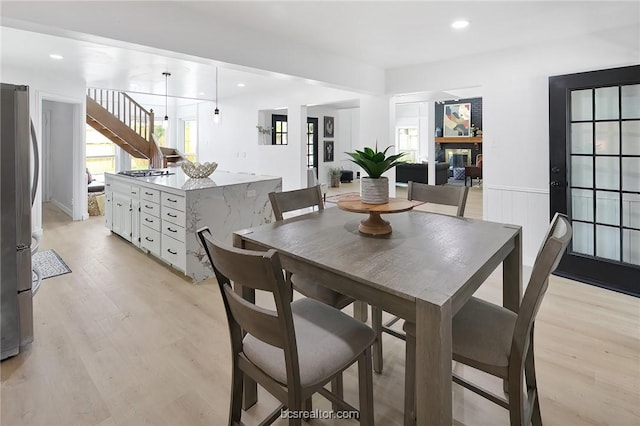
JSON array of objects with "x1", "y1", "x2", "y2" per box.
[
  {"x1": 141, "y1": 201, "x2": 160, "y2": 218},
  {"x1": 140, "y1": 225, "x2": 161, "y2": 256},
  {"x1": 161, "y1": 234, "x2": 186, "y2": 271},
  {"x1": 141, "y1": 187, "x2": 160, "y2": 204},
  {"x1": 130, "y1": 186, "x2": 141, "y2": 199},
  {"x1": 162, "y1": 206, "x2": 185, "y2": 225},
  {"x1": 141, "y1": 211, "x2": 161, "y2": 232},
  {"x1": 161, "y1": 192, "x2": 185, "y2": 212},
  {"x1": 162, "y1": 221, "x2": 185, "y2": 243}
]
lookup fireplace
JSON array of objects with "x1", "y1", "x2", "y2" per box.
[{"x1": 445, "y1": 148, "x2": 472, "y2": 167}]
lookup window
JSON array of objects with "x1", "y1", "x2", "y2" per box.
[
  {"x1": 307, "y1": 118, "x2": 318, "y2": 169},
  {"x1": 154, "y1": 123, "x2": 167, "y2": 147},
  {"x1": 183, "y1": 119, "x2": 197, "y2": 162},
  {"x1": 397, "y1": 127, "x2": 419, "y2": 163},
  {"x1": 85, "y1": 125, "x2": 116, "y2": 177},
  {"x1": 272, "y1": 114, "x2": 288, "y2": 145}
]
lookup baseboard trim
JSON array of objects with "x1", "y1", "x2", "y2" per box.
[{"x1": 50, "y1": 199, "x2": 73, "y2": 218}]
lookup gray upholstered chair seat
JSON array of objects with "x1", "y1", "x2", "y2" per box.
[
  {"x1": 452, "y1": 297, "x2": 517, "y2": 379},
  {"x1": 404, "y1": 297, "x2": 516, "y2": 379},
  {"x1": 291, "y1": 275, "x2": 354, "y2": 310},
  {"x1": 243, "y1": 298, "x2": 376, "y2": 388}
]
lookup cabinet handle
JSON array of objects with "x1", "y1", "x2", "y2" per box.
[
  {"x1": 116, "y1": 203, "x2": 122, "y2": 207},
  {"x1": 167, "y1": 198, "x2": 177, "y2": 202},
  {"x1": 145, "y1": 205, "x2": 153, "y2": 209},
  {"x1": 145, "y1": 237, "x2": 154, "y2": 242},
  {"x1": 167, "y1": 248, "x2": 177, "y2": 255},
  {"x1": 145, "y1": 192, "x2": 153, "y2": 195},
  {"x1": 167, "y1": 212, "x2": 177, "y2": 218},
  {"x1": 167, "y1": 227, "x2": 177, "y2": 233},
  {"x1": 145, "y1": 218, "x2": 153, "y2": 223}
]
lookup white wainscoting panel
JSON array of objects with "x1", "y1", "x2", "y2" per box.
[{"x1": 485, "y1": 185, "x2": 550, "y2": 267}]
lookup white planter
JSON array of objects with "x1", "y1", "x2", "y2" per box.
[{"x1": 361, "y1": 177, "x2": 389, "y2": 204}]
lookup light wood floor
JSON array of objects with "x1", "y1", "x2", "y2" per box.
[{"x1": 2, "y1": 186, "x2": 638, "y2": 426}]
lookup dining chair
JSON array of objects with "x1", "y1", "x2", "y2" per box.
[
  {"x1": 371, "y1": 181, "x2": 469, "y2": 372},
  {"x1": 403, "y1": 213, "x2": 572, "y2": 425},
  {"x1": 197, "y1": 227, "x2": 375, "y2": 426},
  {"x1": 268, "y1": 186, "x2": 354, "y2": 310}
]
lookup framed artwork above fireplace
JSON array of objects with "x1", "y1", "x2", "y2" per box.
[{"x1": 443, "y1": 103, "x2": 471, "y2": 137}]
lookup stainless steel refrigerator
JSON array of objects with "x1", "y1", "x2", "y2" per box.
[{"x1": 1, "y1": 83, "x2": 39, "y2": 360}]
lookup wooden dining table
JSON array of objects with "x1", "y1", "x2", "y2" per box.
[{"x1": 233, "y1": 207, "x2": 522, "y2": 425}]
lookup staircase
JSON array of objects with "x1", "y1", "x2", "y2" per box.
[{"x1": 86, "y1": 89, "x2": 164, "y2": 168}]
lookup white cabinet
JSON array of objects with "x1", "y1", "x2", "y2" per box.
[
  {"x1": 160, "y1": 193, "x2": 186, "y2": 272},
  {"x1": 105, "y1": 190, "x2": 113, "y2": 229},
  {"x1": 105, "y1": 171, "x2": 281, "y2": 281},
  {"x1": 112, "y1": 192, "x2": 132, "y2": 242},
  {"x1": 131, "y1": 195, "x2": 140, "y2": 248}
]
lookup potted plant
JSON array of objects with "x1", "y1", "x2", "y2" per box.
[
  {"x1": 346, "y1": 144, "x2": 406, "y2": 204},
  {"x1": 328, "y1": 167, "x2": 342, "y2": 188}
]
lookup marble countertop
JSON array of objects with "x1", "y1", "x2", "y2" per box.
[{"x1": 106, "y1": 168, "x2": 280, "y2": 192}]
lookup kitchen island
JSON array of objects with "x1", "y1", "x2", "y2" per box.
[{"x1": 105, "y1": 168, "x2": 281, "y2": 281}]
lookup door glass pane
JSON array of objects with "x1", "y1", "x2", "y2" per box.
[
  {"x1": 572, "y1": 221, "x2": 594, "y2": 256},
  {"x1": 621, "y1": 121, "x2": 640, "y2": 155},
  {"x1": 595, "y1": 86, "x2": 619, "y2": 120},
  {"x1": 571, "y1": 89, "x2": 592, "y2": 121},
  {"x1": 621, "y1": 84, "x2": 640, "y2": 119},
  {"x1": 571, "y1": 123, "x2": 592, "y2": 154},
  {"x1": 595, "y1": 157, "x2": 619, "y2": 190},
  {"x1": 622, "y1": 158, "x2": 640, "y2": 192},
  {"x1": 622, "y1": 193, "x2": 640, "y2": 229},
  {"x1": 596, "y1": 225, "x2": 620, "y2": 261},
  {"x1": 571, "y1": 189, "x2": 593, "y2": 222},
  {"x1": 595, "y1": 191, "x2": 619, "y2": 226},
  {"x1": 571, "y1": 156, "x2": 592, "y2": 188},
  {"x1": 595, "y1": 122, "x2": 619, "y2": 154},
  {"x1": 623, "y1": 229, "x2": 640, "y2": 265}
]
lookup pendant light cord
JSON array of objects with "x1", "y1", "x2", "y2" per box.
[{"x1": 163, "y1": 72, "x2": 171, "y2": 120}]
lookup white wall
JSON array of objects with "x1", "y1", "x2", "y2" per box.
[
  {"x1": 1, "y1": 64, "x2": 87, "y2": 234},
  {"x1": 198, "y1": 86, "x2": 373, "y2": 191},
  {"x1": 386, "y1": 26, "x2": 640, "y2": 265},
  {"x1": 43, "y1": 100, "x2": 74, "y2": 217}
]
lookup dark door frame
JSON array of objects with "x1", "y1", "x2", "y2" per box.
[
  {"x1": 549, "y1": 64, "x2": 640, "y2": 296},
  {"x1": 307, "y1": 117, "x2": 319, "y2": 172}
]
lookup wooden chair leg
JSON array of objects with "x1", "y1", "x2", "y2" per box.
[
  {"x1": 230, "y1": 362, "x2": 244, "y2": 424},
  {"x1": 357, "y1": 347, "x2": 374, "y2": 425},
  {"x1": 526, "y1": 333, "x2": 542, "y2": 426},
  {"x1": 331, "y1": 374, "x2": 343, "y2": 411},
  {"x1": 507, "y1": 368, "x2": 525, "y2": 426},
  {"x1": 303, "y1": 397, "x2": 313, "y2": 422},
  {"x1": 371, "y1": 306, "x2": 383, "y2": 374},
  {"x1": 403, "y1": 321, "x2": 416, "y2": 426}
]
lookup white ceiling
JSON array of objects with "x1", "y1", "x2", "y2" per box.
[{"x1": 1, "y1": 1, "x2": 638, "y2": 103}]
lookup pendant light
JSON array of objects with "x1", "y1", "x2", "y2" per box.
[
  {"x1": 162, "y1": 71, "x2": 171, "y2": 120},
  {"x1": 213, "y1": 67, "x2": 220, "y2": 124}
]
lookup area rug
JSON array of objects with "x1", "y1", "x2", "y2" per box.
[{"x1": 32, "y1": 249, "x2": 72, "y2": 279}]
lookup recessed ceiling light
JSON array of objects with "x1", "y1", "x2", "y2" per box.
[
  {"x1": 236, "y1": 83, "x2": 246, "y2": 88},
  {"x1": 49, "y1": 54, "x2": 64, "y2": 60},
  {"x1": 451, "y1": 20, "x2": 470, "y2": 29}
]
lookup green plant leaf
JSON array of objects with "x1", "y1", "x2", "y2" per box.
[{"x1": 344, "y1": 145, "x2": 407, "y2": 178}]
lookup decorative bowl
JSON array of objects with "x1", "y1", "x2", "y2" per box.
[{"x1": 181, "y1": 161, "x2": 218, "y2": 179}]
